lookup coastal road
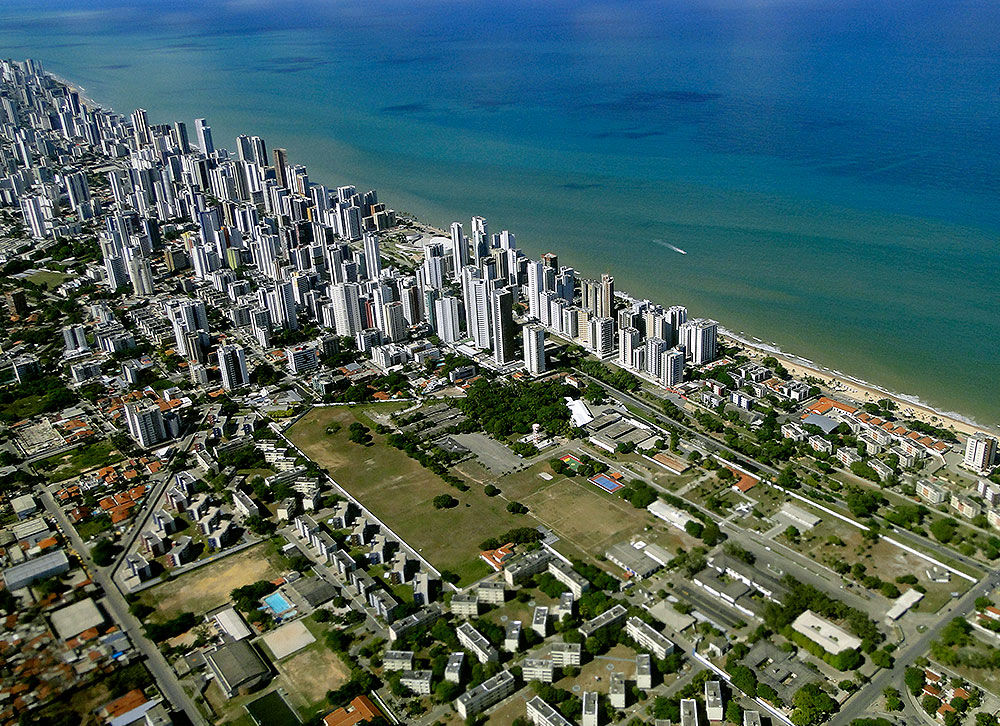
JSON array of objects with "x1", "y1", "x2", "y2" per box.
[
  {"x1": 39, "y1": 488, "x2": 207, "y2": 726},
  {"x1": 829, "y1": 574, "x2": 996, "y2": 726}
]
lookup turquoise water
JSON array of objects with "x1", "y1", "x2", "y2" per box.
[{"x1": 2, "y1": 0, "x2": 998, "y2": 425}]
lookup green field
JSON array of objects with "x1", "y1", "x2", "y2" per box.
[
  {"x1": 287, "y1": 405, "x2": 530, "y2": 584},
  {"x1": 27, "y1": 269, "x2": 71, "y2": 288},
  {"x1": 35, "y1": 440, "x2": 123, "y2": 481},
  {"x1": 246, "y1": 691, "x2": 300, "y2": 726}
]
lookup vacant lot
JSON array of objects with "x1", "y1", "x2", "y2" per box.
[
  {"x1": 36, "y1": 440, "x2": 123, "y2": 481},
  {"x1": 275, "y1": 644, "x2": 349, "y2": 712},
  {"x1": 288, "y1": 405, "x2": 530, "y2": 584},
  {"x1": 139, "y1": 543, "x2": 285, "y2": 620}
]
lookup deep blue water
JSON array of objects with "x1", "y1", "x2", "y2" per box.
[{"x1": 2, "y1": 0, "x2": 998, "y2": 424}]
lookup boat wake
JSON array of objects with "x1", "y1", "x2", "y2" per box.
[{"x1": 653, "y1": 239, "x2": 687, "y2": 255}]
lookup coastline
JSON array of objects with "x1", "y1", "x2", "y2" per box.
[
  {"x1": 725, "y1": 329, "x2": 997, "y2": 439},
  {"x1": 40, "y1": 69, "x2": 994, "y2": 442},
  {"x1": 47, "y1": 71, "x2": 100, "y2": 109},
  {"x1": 394, "y1": 219, "x2": 994, "y2": 441}
]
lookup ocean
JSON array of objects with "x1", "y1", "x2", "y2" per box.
[{"x1": 2, "y1": 0, "x2": 998, "y2": 425}]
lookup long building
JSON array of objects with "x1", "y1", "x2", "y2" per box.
[{"x1": 455, "y1": 670, "x2": 517, "y2": 719}]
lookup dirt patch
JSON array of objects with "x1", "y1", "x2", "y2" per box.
[
  {"x1": 277, "y1": 646, "x2": 349, "y2": 706},
  {"x1": 140, "y1": 543, "x2": 284, "y2": 619}
]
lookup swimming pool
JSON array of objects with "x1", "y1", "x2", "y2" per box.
[{"x1": 263, "y1": 592, "x2": 294, "y2": 614}]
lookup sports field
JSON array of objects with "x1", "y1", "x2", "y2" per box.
[{"x1": 287, "y1": 405, "x2": 528, "y2": 584}]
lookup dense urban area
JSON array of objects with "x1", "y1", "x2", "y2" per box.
[{"x1": 1, "y1": 58, "x2": 1000, "y2": 726}]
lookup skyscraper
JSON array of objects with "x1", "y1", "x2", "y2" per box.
[
  {"x1": 434, "y1": 295, "x2": 462, "y2": 343},
  {"x1": 273, "y1": 147, "x2": 289, "y2": 188},
  {"x1": 523, "y1": 324, "x2": 546, "y2": 375},
  {"x1": 217, "y1": 344, "x2": 249, "y2": 391},
  {"x1": 450, "y1": 222, "x2": 468, "y2": 275},
  {"x1": 490, "y1": 287, "x2": 516, "y2": 365},
  {"x1": 194, "y1": 118, "x2": 214, "y2": 154}
]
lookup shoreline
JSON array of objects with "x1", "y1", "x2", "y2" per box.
[
  {"x1": 395, "y1": 219, "x2": 996, "y2": 440},
  {"x1": 40, "y1": 69, "x2": 995, "y2": 442},
  {"x1": 723, "y1": 328, "x2": 997, "y2": 439}
]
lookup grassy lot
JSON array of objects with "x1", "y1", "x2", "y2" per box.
[
  {"x1": 35, "y1": 440, "x2": 123, "y2": 481},
  {"x1": 27, "y1": 269, "x2": 71, "y2": 288},
  {"x1": 138, "y1": 542, "x2": 287, "y2": 621},
  {"x1": 288, "y1": 405, "x2": 531, "y2": 585},
  {"x1": 496, "y1": 459, "x2": 686, "y2": 564}
]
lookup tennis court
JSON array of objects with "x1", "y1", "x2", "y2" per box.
[{"x1": 589, "y1": 473, "x2": 624, "y2": 493}]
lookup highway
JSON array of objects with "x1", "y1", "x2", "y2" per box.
[{"x1": 39, "y1": 488, "x2": 207, "y2": 726}]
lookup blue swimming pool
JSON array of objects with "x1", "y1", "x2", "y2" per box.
[{"x1": 263, "y1": 592, "x2": 293, "y2": 614}]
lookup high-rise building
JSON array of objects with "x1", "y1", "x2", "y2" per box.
[
  {"x1": 382, "y1": 301, "x2": 406, "y2": 342},
  {"x1": 127, "y1": 256, "x2": 154, "y2": 296},
  {"x1": 588, "y1": 317, "x2": 614, "y2": 357},
  {"x1": 363, "y1": 234, "x2": 382, "y2": 280},
  {"x1": 266, "y1": 281, "x2": 298, "y2": 331},
  {"x1": 644, "y1": 337, "x2": 669, "y2": 379},
  {"x1": 523, "y1": 325, "x2": 546, "y2": 375},
  {"x1": 434, "y1": 295, "x2": 462, "y2": 343},
  {"x1": 217, "y1": 344, "x2": 249, "y2": 390},
  {"x1": 660, "y1": 348, "x2": 685, "y2": 387},
  {"x1": 598, "y1": 273, "x2": 615, "y2": 320},
  {"x1": 680, "y1": 318, "x2": 718, "y2": 365},
  {"x1": 527, "y1": 260, "x2": 544, "y2": 322},
  {"x1": 173, "y1": 121, "x2": 190, "y2": 153},
  {"x1": 131, "y1": 108, "x2": 151, "y2": 147},
  {"x1": 450, "y1": 222, "x2": 468, "y2": 275},
  {"x1": 467, "y1": 277, "x2": 492, "y2": 350},
  {"x1": 194, "y1": 118, "x2": 214, "y2": 154},
  {"x1": 124, "y1": 401, "x2": 167, "y2": 448},
  {"x1": 273, "y1": 147, "x2": 289, "y2": 188},
  {"x1": 490, "y1": 287, "x2": 516, "y2": 365},
  {"x1": 964, "y1": 433, "x2": 997, "y2": 474},
  {"x1": 330, "y1": 282, "x2": 362, "y2": 336},
  {"x1": 618, "y1": 327, "x2": 642, "y2": 370}
]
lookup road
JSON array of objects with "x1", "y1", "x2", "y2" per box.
[
  {"x1": 829, "y1": 575, "x2": 996, "y2": 726},
  {"x1": 39, "y1": 488, "x2": 207, "y2": 726}
]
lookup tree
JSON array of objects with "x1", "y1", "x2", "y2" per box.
[
  {"x1": 506, "y1": 501, "x2": 528, "y2": 514},
  {"x1": 784, "y1": 525, "x2": 801, "y2": 543},
  {"x1": 433, "y1": 494, "x2": 458, "y2": 509},
  {"x1": 791, "y1": 683, "x2": 838, "y2": 726},
  {"x1": 90, "y1": 538, "x2": 117, "y2": 567},
  {"x1": 725, "y1": 700, "x2": 742, "y2": 724},
  {"x1": 904, "y1": 667, "x2": 926, "y2": 695}
]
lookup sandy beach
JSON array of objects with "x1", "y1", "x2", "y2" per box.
[{"x1": 728, "y1": 334, "x2": 996, "y2": 440}]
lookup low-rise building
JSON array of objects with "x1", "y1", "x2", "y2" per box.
[
  {"x1": 579, "y1": 604, "x2": 627, "y2": 638},
  {"x1": 445, "y1": 652, "x2": 465, "y2": 684},
  {"x1": 705, "y1": 680, "x2": 723, "y2": 721},
  {"x1": 526, "y1": 695, "x2": 573, "y2": 726},
  {"x1": 547, "y1": 560, "x2": 590, "y2": 598},
  {"x1": 477, "y1": 580, "x2": 506, "y2": 605},
  {"x1": 504, "y1": 549, "x2": 552, "y2": 587},
  {"x1": 383, "y1": 650, "x2": 414, "y2": 671},
  {"x1": 549, "y1": 641, "x2": 582, "y2": 667},
  {"x1": 609, "y1": 672, "x2": 626, "y2": 709},
  {"x1": 625, "y1": 616, "x2": 675, "y2": 659},
  {"x1": 400, "y1": 670, "x2": 433, "y2": 695},
  {"x1": 451, "y1": 592, "x2": 479, "y2": 617},
  {"x1": 457, "y1": 621, "x2": 498, "y2": 664},
  {"x1": 636, "y1": 653, "x2": 652, "y2": 689},
  {"x1": 581, "y1": 691, "x2": 599, "y2": 726},
  {"x1": 522, "y1": 658, "x2": 555, "y2": 684},
  {"x1": 504, "y1": 621, "x2": 522, "y2": 652},
  {"x1": 532, "y1": 606, "x2": 549, "y2": 637},
  {"x1": 455, "y1": 670, "x2": 517, "y2": 719}
]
